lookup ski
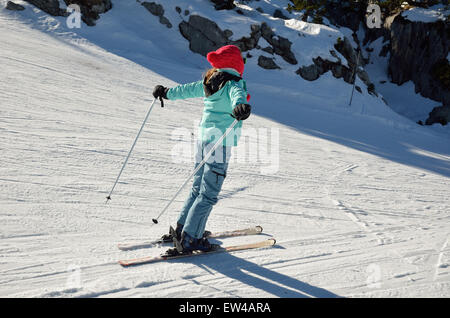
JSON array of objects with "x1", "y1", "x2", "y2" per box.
[
  {"x1": 117, "y1": 225, "x2": 263, "y2": 251},
  {"x1": 119, "y1": 238, "x2": 276, "y2": 267}
]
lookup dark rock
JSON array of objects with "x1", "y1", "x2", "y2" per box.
[
  {"x1": 258, "y1": 56, "x2": 280, "y2": 70},
  {"x1": 261, "y1": 46, "x2": 274, "y2": 54},
  {"x1": 250, "y1": 23, "x2": 260, "y2": 33},
  {"x1": 175, "y1": 6, "x2": 181, "y2": 14},
  {"x1": 184, "y1": 10, "x2": 189, "y2": 16},
  {"x1": 230, "y1": 24, "x2": 260, "y2": 52},
  {"x1": 178, "y1": 15, "x2": 298, "y2": 69},
  {"x1": 23, "y1": 0, "x2": 66, "y2": 16},
  {"x1": 224, "y1": 29, "x2": 233, "y2": 38},
  {"x1": 159, "y1": 16, "x2": 172, "y2": 28},
  {"x1": 296, "y1": 39, "x2": 377, "y2": 94},
  {"x1": 367, "y1": 83, "x2": 376, "y2": 95},
  {"x1": 379, "y1": 43, "x2": 390, "y2": 57},
  {"x1": 260, "y1": 22, "x2": 297, "y2": 65},
  {"x1": 389, "y1": 14, "x2": 450, "y2": 106},
  {"x1": 210, "y1": 0, "x2": 235, "y2": 11},
  {"x1": 25, "y1": 0, "x2": 112, "y2": 26},
  {"x1": 256, "y1": 7, "x2": 263, "y2": 13},
  {"x1": 63, "y1": 0, "x2": 112, "y2": 26},
  {"x1": 142, "y1": 2, "x2": 164, "y2": 17},
  {"x1": 273, "y1": 9, "x2": 288, "y2": 20},
  {"x1": 6, "y1": 1, "x2": 25, "y2": 11},
  {"x1": 329, "y1": 50, "x2": 341, "y2": 64},
  {"x1": 334, "y1": 36, "x2": 361, "y2": 68},
  {"x1": 355, "y1": 86, "x2": 362, "y2": 93},
  {"x1": 331, "y1": 63, "x2": 344, "y2": 78},
  {"x1": 425, "y1": 105, "x2": 450, "y2": 126},
  {"x1": 142, "y1": 2, "x2": 172, "y2": 29},
  {"x1": 296, "y1": 64, "x2": 321, "y2": 81},
  {"x1": 323, "y1": 1, "x2": 366, "y2": 32},
  {"x1": 356, "y1": 68, "x2": 372, "y2": 88},
  {"x1": 179, "y1": 15, "x2": 230, "y2": 56}
]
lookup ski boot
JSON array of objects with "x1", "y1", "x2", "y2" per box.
[
  {"x1": 160, "y1": 223, "x2": 183, "y2": 243},
  {"x1": 175, "y1": 231, "x2": 216, "y2": 254},
  {"x1": 165, "y1": 230, "x2": 220, "y2": 256},
  {"x1": 161, "y1": 224, "x2": 212, "y2": 244}
]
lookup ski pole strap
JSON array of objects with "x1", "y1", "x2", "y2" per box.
[{"x1": 152, "y1": 119, "x2": 239, "y2": 223}]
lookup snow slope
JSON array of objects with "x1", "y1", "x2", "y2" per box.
[{"x1": 1, "y1": 1, "x2": 449, "y2": 297}]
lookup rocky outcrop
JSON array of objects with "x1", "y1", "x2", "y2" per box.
[
  {"x1": 426, "y1": 105, "x2": 450, "y2": 126},
  {"x1": 179, "y1": 15, "x2": 231, "y2": 56},
  {"x1": 258, "y1": 56, "x2": 280, "y2": 70},
  {"x1": 6, "y1": 1, "x2": 25, "y2": 10},
  {"x1": 23, "y1": 0, "x2": 112, "y2": 26},
  {"x1": 142, "y1": 2, "x2": 172, "y2": 28},
  {"x1": 297, "y1": 55, "x2": 354, "y2": 83},
  {"x1": 260, "y1": 23, "x2": 297, "y2": 65},
  {"x1": 273, "y1": 9, "x2": 289, "y2": 20},
  {"x1": 296, "y1": 63, "x2": 321, "y2": 81},
  {"x1": 178, "y1": 16, "x2": 297, "y2": 68},
  {"x1": 23, "y1": 0, "x2": 66, "y2": 16},
  {"x1": 230, "y1": 24, "x2": 261, "y2": 52},
  {"x1": 297, "y1": 36, "x2": 376, "y2": 95},
  {"x1": 389, "y1": 14, "x2": 449, "y2": 106},
  {"x1": 323, "y1": 0, "x2": 366, "y2": 31},
  {"x1": 63, "y1": 0, "x2": 112, "y2": 26},
  {"x1": 210, "y1": 0, "x2": 235, "y2": 11}
]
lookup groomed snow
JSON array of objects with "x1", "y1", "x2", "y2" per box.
[{"x1": 0, "y1": 0, "x2": 449, "y2": 298}]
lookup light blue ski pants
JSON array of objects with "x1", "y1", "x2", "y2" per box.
[{"x1": 177, "y1": 141, "x2": 231, "y2": 239}]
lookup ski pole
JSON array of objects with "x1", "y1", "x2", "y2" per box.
[
  {"x1": 152, "y1": 118, "x2": 239, "y2": 224},
  {"x1": 106, "y1": 98, "x2": 158, "y2": 203}
]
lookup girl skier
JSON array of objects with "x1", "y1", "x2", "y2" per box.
[{"x1": 152, "y1": 45, "x2": 251, "y2": 254}]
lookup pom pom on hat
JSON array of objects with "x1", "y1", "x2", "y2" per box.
[{"x1": 207, "y1": 45, "x2": 245, "y2": 76}]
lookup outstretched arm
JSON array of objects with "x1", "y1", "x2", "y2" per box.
[
  {"x1": 167, "y1": 80, "x2": 204, "y2": 100},
  {"x1": 153, "y1": 80, "x2": 205, "y2": 104}
]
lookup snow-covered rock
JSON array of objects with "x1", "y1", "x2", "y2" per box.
[{"x1": 402, "y1": 6, "x2": 448, "y2": 23}]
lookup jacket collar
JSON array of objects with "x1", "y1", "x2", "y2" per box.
[
  {"x1": 217, "y1": 68, "x2": 241, "y2": 77},
  {"x1": 203, "y1": 70, "x2": 242, "y2": 98}
]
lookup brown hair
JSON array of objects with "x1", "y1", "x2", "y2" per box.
[{"x1": 203, "y1": 68, "x2": 218, "y2": 84}]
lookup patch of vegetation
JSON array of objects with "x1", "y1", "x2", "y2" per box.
[
  {"x1": 379, "y1": 0, "x2": 448, "y2": 14},
  {"x1": 287, "y1": 0, "x2": 448, "y2": 22},
  {"x1": 64, "y1": 0, "x2": 106, "y2": 6},
  {"x1": 286, "y1": 0, "x2": 327, "y2": 23}
]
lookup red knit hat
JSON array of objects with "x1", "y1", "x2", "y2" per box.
[{"x1": 207, "y1": 45, "x2": 245, "y2": 76}]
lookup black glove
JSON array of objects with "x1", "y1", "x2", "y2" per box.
[
  {"x1": 153, "y1": 85, "x2": 169, "y2": 107},
  {"x1": 153, "y1": 85, "x2": 168, "y2": 99},
  {"x1": 232, "y1": 103, "x2": 251, "y2": 121}
]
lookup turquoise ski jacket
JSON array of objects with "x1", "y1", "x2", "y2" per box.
[{"x1": 166, "y1": 69, "x2": 248, "y2": 147}]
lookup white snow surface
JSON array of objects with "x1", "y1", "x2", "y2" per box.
[
  {"x1": 0, "y1": 1, "x2": 449, "y2": 298},
  {"x1": 402, "y1": 5, "x2": 449, "y2": 23}
]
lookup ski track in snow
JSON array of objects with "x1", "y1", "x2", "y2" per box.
[{"x1": 1, "y1": 1, "x2": 449, "y2": 298}]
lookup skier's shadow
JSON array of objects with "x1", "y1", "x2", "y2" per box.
[{"x1": 179, "y1": 248, "x2": 341, "y2": 298}]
